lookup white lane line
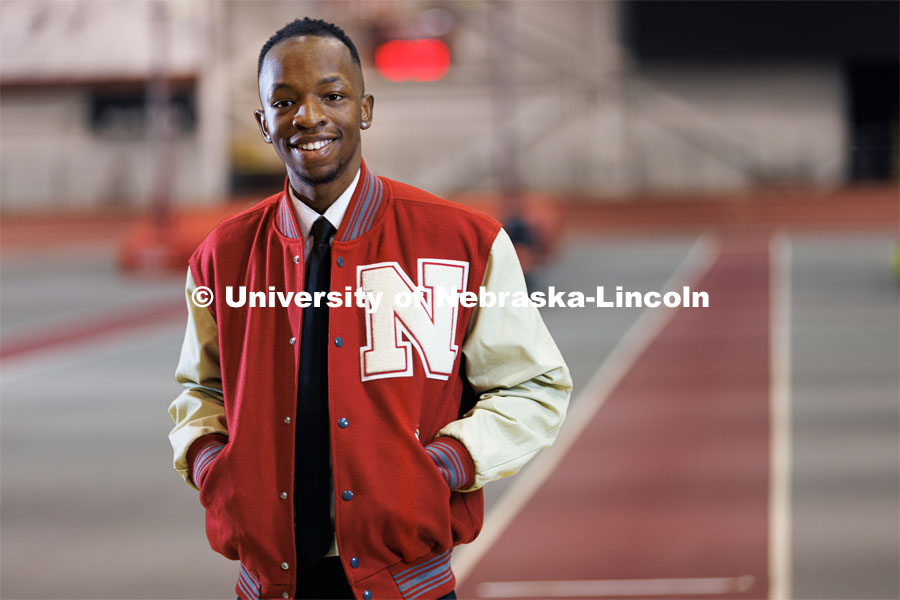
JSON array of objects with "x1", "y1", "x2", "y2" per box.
[
  {"x1": 0, "y1": 320, "x2": 184, "y2": 386},
  {"x1": 769, "y1": 233, "x2": 792, "y2": 600},
  {"x1": 476, "y1": 575, "x2": 756, "y2": 598},
  {"x1": 453, "y1": 233, "x2": 720, "y2": 582}
]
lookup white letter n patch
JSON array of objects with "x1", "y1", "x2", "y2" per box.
[{"x1": 358, "y1": 259, "x2": 469, "y2": 381}]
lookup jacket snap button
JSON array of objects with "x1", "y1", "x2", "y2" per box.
[
  {"x1": 338, "y1": 418, "x2": 349, "y2": 429},
  {"x1": 284, "y1": 416, "x2": 291, "y2": 424},
  {"x1": 289, "y1": 337, "x2": 296, "y2": 345},
  {"x1": 280, "y1": 491, "x2": 288, "y2": 500},
  {"x1": 341, "y1": 490, "x2": 354, "y2": 501},
  {"x1": 334, "y1": 337, "x2": 343, "y2": 347},
  {"x1": 363, "y1": 591, "x2": 372, "y2": 600},
  {"x1": 337, "y1": 256, "x2": 344, "y2": 267},
  {"x1": 293, "y1": 255, "x2": 300, "y2": 264},
  {"x1": 282, "y1": 592, "x2": 290, "y2": 599},
  {"x1": 350, "y1": 557, "x2": 360, "y2": 568},
  {"x1": 281, "y1": 562, "x2": 289, "y2": 570}
]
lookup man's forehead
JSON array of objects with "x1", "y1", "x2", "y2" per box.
[{"x1": 259, "y1": 35, "x2": 360, "y2": 87}]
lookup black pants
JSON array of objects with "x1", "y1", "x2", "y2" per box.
[
  {"x1": 293, "y1": 556, "x2": 457, "y2": 600},
  {"x1": 295, "y1": 556, "x2": 353, "y2": 599}
]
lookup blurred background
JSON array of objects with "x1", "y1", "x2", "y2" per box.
[{"x1": 1, "y1": 1, "x2": 897, "y2": 599}]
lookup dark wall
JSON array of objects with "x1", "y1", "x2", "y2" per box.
[
  {"x1": 621, "y1": 0, "x2": 900, "y2": 180},
  {"x1": 846, "y1": 60, "x2": 899, "y2": 180},
  {"x1": 621, "y1": 1, "x2": 899, "y2": 63}
]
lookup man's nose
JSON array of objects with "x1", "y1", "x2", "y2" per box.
[{"x1": 292, "y1": 98, "x2": 327, "y2": 129}]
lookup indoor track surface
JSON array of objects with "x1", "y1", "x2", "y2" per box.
[{"x1": 1, "y1": 213, "x2": 897, "y2": 599}]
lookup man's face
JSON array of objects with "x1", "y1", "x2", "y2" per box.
[{"x1": 255, "y1": 36, "x2": 373, "y2": 204}]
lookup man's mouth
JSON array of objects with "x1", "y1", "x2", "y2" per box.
[{"x1": 297, "y1": 139, "x2": 335, "y2": 151}]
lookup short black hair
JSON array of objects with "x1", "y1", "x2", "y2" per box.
[{"x1": 258, "y1": 17, "x2": 361, "y2": 77}]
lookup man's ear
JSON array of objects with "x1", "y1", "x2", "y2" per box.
[
  {"x1": 254, "y1": 109, "x2": 273, "y2": 143},
  {"x1": 360, "y1": 94, "x2": 374, "y2": 130}
]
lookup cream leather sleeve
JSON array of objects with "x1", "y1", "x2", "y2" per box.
[
  {"x1": 437, "y1": 228, "x2": 572, "y2": 491},
  {"x1": 168, "y1": 267, "x2": 228, "y2": 490}
]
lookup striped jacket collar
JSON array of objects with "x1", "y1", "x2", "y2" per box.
[{"x1": 275, "y1": 159, "x2": 386, "y2": 243}]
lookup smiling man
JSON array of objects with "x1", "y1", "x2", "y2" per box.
[
  {"x1": 168, "y1": 17, "x2": 571, "y2": 600},
  {"x1": 254, "y1": 29, "x2": 372, "y2": 210}
]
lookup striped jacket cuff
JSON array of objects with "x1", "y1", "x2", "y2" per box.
[
  {"x1": 187, "y1": 434, "x2": 227, "y2": 488},
  {"x1": 424, "y1": 437, "x2": 475, "y2": 491}
]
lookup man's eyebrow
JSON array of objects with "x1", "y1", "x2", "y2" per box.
[
  {"x1": 268, "y1": 77, "x2": 347, "y2": 94},
  {"x1": 268, "y1": 82, "x2": 294, "y2": 95}
]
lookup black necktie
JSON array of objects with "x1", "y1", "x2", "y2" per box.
[{"x1": 296, "y1": 216, "x2": 336, "y2": 564}]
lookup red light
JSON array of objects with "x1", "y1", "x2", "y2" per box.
[{"x1": 375, "y1": 39, "x2": 450, "y2": 82}]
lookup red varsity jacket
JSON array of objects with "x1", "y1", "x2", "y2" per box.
[{"x1": 187, "y1": 163, "x2": 501, "y2": 599}]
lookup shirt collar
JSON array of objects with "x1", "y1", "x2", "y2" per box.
[
  {"x1": 275, "y1": 159, "x2": 385, "y2": 242},
  {"x1": 287, "y1": 168, "x2": 360, "y2": 240}
]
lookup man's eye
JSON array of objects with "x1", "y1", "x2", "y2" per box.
[
  {"x1": 325, "y1": 94, "x2": 344, "y2": 101},
  {"x1": 272, "y1": 100, "x2": 293, "y2": 108}
]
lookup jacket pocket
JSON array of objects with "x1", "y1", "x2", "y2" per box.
[
  {"x1": 198, "y1": 445, "x2": 241, "y2": 559},
  {"x1": 380, "y1": 444, "x2": 454, "y2": 562},
  {"x1": 422, "y1": 438, "x2": 482, "y2": 544},
  {"x1": 449, "y1": 487, "x2": 484, "y2": 545}
]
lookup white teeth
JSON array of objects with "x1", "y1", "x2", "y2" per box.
[{"x1": 300, "y1": 139, "x2": 332, "y2": 151}]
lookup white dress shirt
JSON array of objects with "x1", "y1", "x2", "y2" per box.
[{"x1": 288, "y1": 168, "x2": 360, "y2": 260}]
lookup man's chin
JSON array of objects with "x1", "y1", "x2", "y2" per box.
[{"x1": 296, "y1": 162, "x2": 343, "y2": 187}]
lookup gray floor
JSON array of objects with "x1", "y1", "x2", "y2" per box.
[
  {"x1": 1, "y1": 232, "x2": 897, "y2": 599},
  {"x1": 789, "y1": 234, "x2": 900, "y2": 600}
]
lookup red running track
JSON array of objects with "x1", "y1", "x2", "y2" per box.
[
  {"x1": 0, "y1": 302, "x2": 184, "y2": 360},
  {"x1": 459, "y1": 235, "x2": 772, "y2": 600}
]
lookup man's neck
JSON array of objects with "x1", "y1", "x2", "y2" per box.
[
  {"x1": 288, "y1": 167, "x2": 360, "y2": 239},
  {"x1": 289, "y1": 158, "x2": 361, "y2": 215}
]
